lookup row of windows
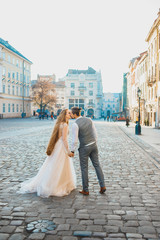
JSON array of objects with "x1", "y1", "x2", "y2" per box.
[
  {"x1": 3, "y1": 67, "x2": 30, "y2": 82},
  {"x1": 3, "y1": 85, "x2": 30, "y2": 96},
  {"x1": 2, "y1": 103, "x2": 30, "y2": 113},
  {"x1": 2, "y1": 52, "x2": 30, "y2": 70},
  {"x1": 71, "y1": 82, "x2": 93, "y2": 88},
  {"x1": 71, "y1": 90, "x2": 93, "y2": 96}
]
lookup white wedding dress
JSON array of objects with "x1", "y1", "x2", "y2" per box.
[{"x1": 18, "y1": 122, "x2": 76, "y2": 197}]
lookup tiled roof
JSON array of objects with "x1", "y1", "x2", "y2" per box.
[
  {"x1": 67, "y1": 67, "x2": 96, "y2": 75},
  {"x1": 0, "y1": 38, "x2": 32, "y2": 64}
]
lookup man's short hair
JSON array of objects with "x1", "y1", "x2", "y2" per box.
[{"x1": 71, "y1": 107, "x2": 82, "y2": 116}]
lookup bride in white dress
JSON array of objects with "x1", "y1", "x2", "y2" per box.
[{"x1": 18, "y1": 109, "x2": 76, "y2": 198}]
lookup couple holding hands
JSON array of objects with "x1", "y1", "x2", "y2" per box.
[{"x1": 19, "y1": 107, "x2": 106, "y2": 198}]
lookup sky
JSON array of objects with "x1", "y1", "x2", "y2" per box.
[{"x1": 0, "y1": 0, "x2": 160, "y2": 93}]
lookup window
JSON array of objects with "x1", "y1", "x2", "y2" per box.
[
  {"x1": 16, "y1": 86, "x2": 19, "y2": 96},
  {"x1": 16, "y1": 72, "x2": 19, "y2": 80},
  {"x1": 12, "y1": 72, "x2": 15, "y2": 79},
  {"x1": 108, "y1": 104, "x2": 110, "y2": 108},
  {"x1": 113, "y1": 104, "x2": 115, "y2": 108},
  {"x1": 20, "y1": 61, "x2": 22, "y2": 68},
  {"x1": 71, "y1": 91, "x2": 75, "y2": 96},
  {"x1": 8, "y1": 103, "x2": 10, "y2": 112},
  {"x1": 20, "y1": 74, "x2": 23, "y2": 82},
  {"x1": 8, "y1": 70, "x2": 11, "y2": 78},
  {"x1": 24, "y1": 75, "x2": 26, "y2": 83},
  {"x1": 24, "y1": 87, "x2": 26, "y2": 97},
  {"x1": 89, "y1": 99, "x2": 93, "y2": 104},
  {"x1": 27, "y1": 76, "x2": 29, "y2": 83},
  {"x1": 80, "y1": 82, "x2": 84, "y2": 87},
  {"x1": 3, "y1": 85, "x2": 5, "y2": 93},
  {"x1": 27, "y1": 87, "x2": 29, "y2": 96},
  {"x1": 16, "y1": 60, "x2": 19, "y2": 67},
  {"x1": 12, "y1": 86, "x2": 15, "y2": 95},
  {"x1": 80, "y1": 91, "x2": 84, "y2": 96},
  {"x1": 69, "y1": 99, "x2": 84, "y2": 109},
  {"x1": 3, "y1": 103, "x2": 5, "y2": 113},
  {"x1": 89, "y1": 90, "x2": 93, "y2": 96},
  {"x1": 2, "y1": 67, "x2": 6, "y2": 76},
  {"x1": 8, "y1": 55, "x2": 11, "y2": 63},
  {"x1": 89, "y1": 83, "x2": 93, "y2": 88},
  {"x1": 12, "y1": 104, "x2": 15, "y2": 112},
  {"x1": 20, "y1": 104, "x2": 22, "y2": 112},
  {"x1": 17, "y1": 104, "x2": 19, "y2": 112},
  {"x1": 2, "y1": 52, "x2": 5, "y2": 60},
  {"x1": 13, "y1": 58, "x2": 15, "y2": 65},
  {"x1": 8, "y1": 85, "x2": 10, "y2": 94},
  {"x1": 20, "y1": 87, "x2": 22, "y2": 96},
  {"x1": 71, "y1": 83, "x2": 75, "y2": 88}
]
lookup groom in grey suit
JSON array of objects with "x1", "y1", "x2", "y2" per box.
[{"x1": 71, "y1": 107, "x2": 106, "y2": 195}]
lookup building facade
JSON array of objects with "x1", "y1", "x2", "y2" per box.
[
  {"x1": 145, "y1": 10, "x2": 160, "y2": 127},
  {"x1": 62, "y1": 67, "x2": 103, "y2": 118},
  {"x1": 0, "y1": 38, "x2": 32, "y2": 118},
  {"x1": 122, "y1": 73, "x2": 129, "y2": 117},
  {"x1": 103, "y1": 92, "x2": 122, "y2": 119},
  {"x1": 126, "y1": 10, "x2": 160, "y2": 127}
]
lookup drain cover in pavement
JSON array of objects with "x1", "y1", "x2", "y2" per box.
[{"x1": 26, "y1": 220, "x2": 56, "y2": 233}]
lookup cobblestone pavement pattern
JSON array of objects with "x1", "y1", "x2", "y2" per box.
[{"x1": 0, "y1": 118, "x2": 160, "y2": 240}]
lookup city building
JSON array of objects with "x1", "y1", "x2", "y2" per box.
[
  {"x1": 0, "y1": 38, "x2": 32, "y2": 118},
  {"x1": 62, "y1": 67, "x2": 103, "y2": 118},
  {"x1": 103, "y1": 92, "x2": 122, "y2": 119},
  {"x1": 122, "y1": 73, "x2": 129, "y2": 117},
  {"x1": 37, "y1": 74, "x2": 56, "y2": 83},
  {"x1": 145, "y1": 9, "x2": 160, "y2": 127},
  {"x1": 54, "y1": 80, "x2": 65, "y2": 115},
  {"x1": 137, "y1": 51, "x2": 148, "y2": 125}
]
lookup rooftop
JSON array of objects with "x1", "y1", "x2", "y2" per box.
[
  {"x1": 67, "y1": 67, "x2": 96, "y2": 75},
  {"x1": 0, "y1": 38, "x2": 32, "y2": 64}
]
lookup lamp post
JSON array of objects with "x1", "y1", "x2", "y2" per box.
[{"x1": 135, "y1": 88, "x2": 141, "y2": 135}]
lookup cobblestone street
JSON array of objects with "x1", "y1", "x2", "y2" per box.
[{"x1": 0, "y1": 118, "x2": 160, "y2": 240}]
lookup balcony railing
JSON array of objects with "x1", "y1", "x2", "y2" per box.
[
  {"x1": 96, "y1": 93, "x2": 103, "y2": 98},
  {"x1": 78, "y1": 86, "x2": 86, "y2": 90}
]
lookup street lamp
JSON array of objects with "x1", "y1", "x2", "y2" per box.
[{"x1": 135, "y1": 88, "x2": 141, "y2": 135}]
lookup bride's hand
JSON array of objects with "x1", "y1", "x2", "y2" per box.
[{"x1": 68, "y1": 152, "x2": 74, "y2": 157}]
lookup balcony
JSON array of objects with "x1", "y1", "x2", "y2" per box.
[
  {"x1": 96, "y1": 93, "x2": 103, "y2": 98},
  {"x1": 78, "y1": 86, "x2": 86, "y2": 90},
  {"x1": 147, "y1": 75, "x2": 156, "y2": 86}
]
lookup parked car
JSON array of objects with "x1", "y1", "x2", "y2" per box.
[{"x1": 117, "y1": 117, "x2": 126, "y2": 121}]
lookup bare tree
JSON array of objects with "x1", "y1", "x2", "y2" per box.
[{"x1": 31, "y1": 80, "x2": 56, "y2": 114}]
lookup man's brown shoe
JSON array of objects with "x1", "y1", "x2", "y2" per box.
[
  {"x1": 99, "y1": 187, "x2": 106, "y2": 194},
  {"x1": 79, "y1": 190, "x2": 89, "y2": 195}
]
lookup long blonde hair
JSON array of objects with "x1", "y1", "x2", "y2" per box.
[{"x1": 46, "y1": 109, "x2": 69, "y2": 156}]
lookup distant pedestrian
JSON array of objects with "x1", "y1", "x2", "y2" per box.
[
  {"x1": 51, "y1": 114, "x2": 53, "y2": 120},
  {"x1": 39, "y1": 114, "x2": 42, "y2": 120},
  {"x1": 107, "y1": 116, "x2": 109, "y2": 122},
  {"x1": 126, "y1": 116, "x2": 129, "y2": 127}
]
